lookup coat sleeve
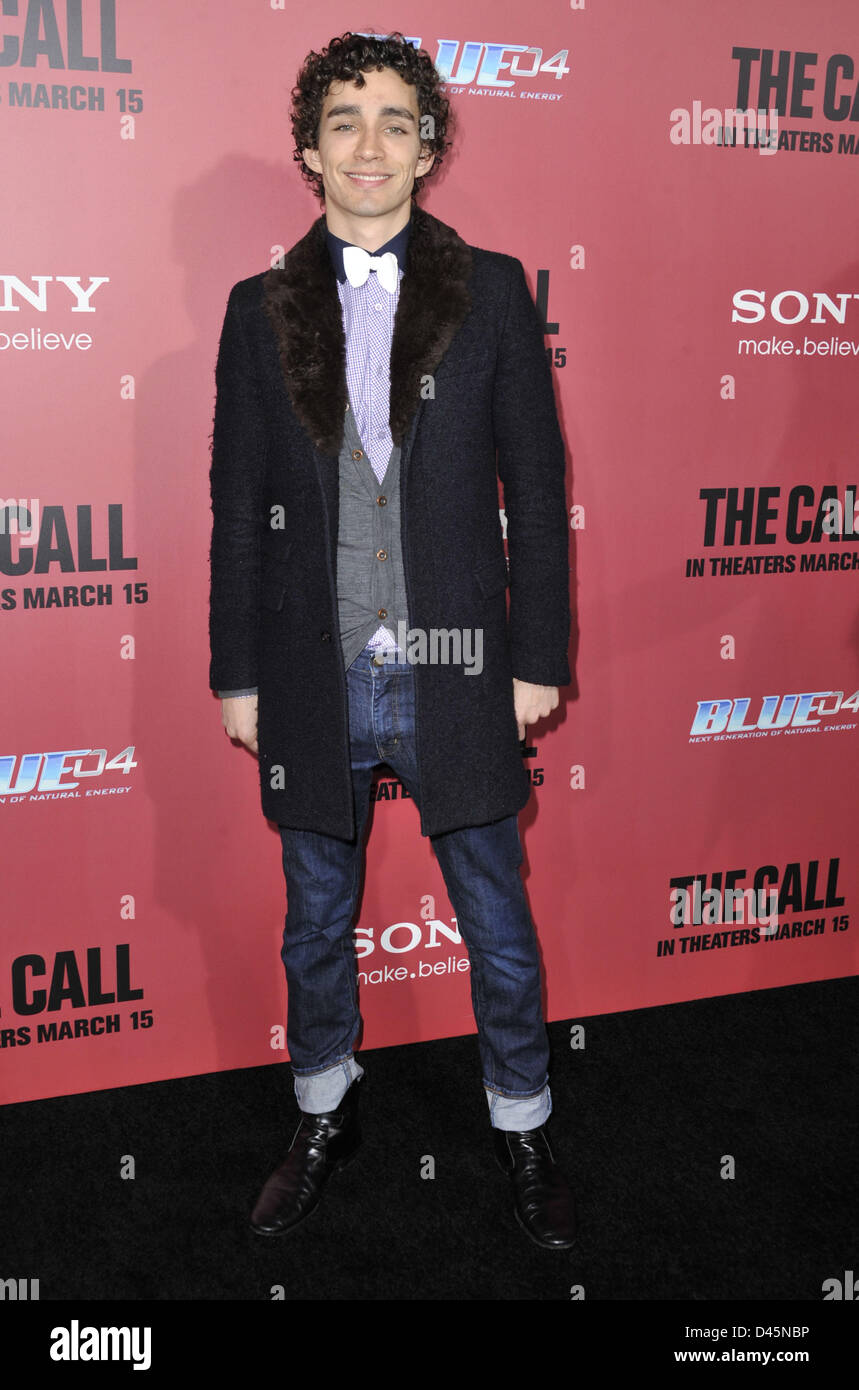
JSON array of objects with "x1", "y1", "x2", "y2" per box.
[
  {"x1": 492, "y1": 257, "x2": 572, "y2": 688},
  {"x1": 208, "y1": 283, "x2": 267, "y2": 694}
]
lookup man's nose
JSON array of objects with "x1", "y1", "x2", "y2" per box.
[{"x1": 354, "y1": 128, "x2": 385, "y2": 160}]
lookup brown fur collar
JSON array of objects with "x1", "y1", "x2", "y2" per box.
[{"x1": 261, "y1": 204, "x2": 473, "y2": 456}]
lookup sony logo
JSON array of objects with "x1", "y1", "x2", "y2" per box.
[{"x1": 0, "y1": 276, "x2": 109, "y2": 312}]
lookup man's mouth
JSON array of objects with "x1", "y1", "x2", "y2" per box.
[{"x1": 346, "y1": 172, "x2": 392, "y2": 185}]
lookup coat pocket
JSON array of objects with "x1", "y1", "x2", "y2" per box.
[
  {"x1": 260, "y1": 542, "x2": 293, "y2": 611},
  {"x1": 473, "y1": 554, "x2": 510, "y2": 599}
]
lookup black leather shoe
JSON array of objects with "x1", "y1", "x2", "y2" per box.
[
  {"x1": 493, "y1": 1125, "x2": 577, "y2": 1249},
  {"x1": 250, "y1": 1077, "x2": 362, "y2": 1236}
]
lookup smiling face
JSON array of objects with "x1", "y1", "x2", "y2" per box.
[{"x1": 302, "y1": 65, "x2": 435, "y2": 249}]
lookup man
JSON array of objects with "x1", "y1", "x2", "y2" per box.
[{"x1": 209, "y1": 31, "x2": 575, "y2": 1249}]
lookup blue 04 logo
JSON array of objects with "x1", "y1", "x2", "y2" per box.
[
  {"x1": 365, "y1": 36, "x2": 570, "y2": 88},
  {"x1": 0, "y1": 747, "x2": 137, "y2": 795},
  {"x1": 691, "y1": 691, "x2": 859, "y2": 736}
]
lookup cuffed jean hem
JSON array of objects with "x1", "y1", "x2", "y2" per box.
[
  {"x1": 485, "y1": 1083, "x2": 552, "y2": 1131},
  {"x1": 292, "y1": 1055, "x2": 364, "y2": 1114}
]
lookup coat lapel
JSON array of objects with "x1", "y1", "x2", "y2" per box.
[{"x1": 261, "y1": 205, "x2": 473, "y2": 457}]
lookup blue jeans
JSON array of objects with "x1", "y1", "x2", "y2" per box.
[{"x1": 278, "y1": 643, "x2": 551, "y2": 1131}]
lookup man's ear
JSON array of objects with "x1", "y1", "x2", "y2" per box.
[
  {"x1": 302, "y1": 147, "x2": 322, "y2": 173},
  {"x1": 416, "y1": 149, "x2": 435, "y2": 176}
]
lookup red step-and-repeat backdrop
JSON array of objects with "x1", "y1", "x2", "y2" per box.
[{"x1": 2, "y1": 1, "x2": 857, "y2": 1104}]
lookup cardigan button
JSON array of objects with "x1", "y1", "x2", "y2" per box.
[
  {"x1": 376, "y1": 495, "x2": 387, "y2": 506},
  {"x1": 376, "y1": 549, "x2": 387, "y2": 561},
  {"x1": 352, "y1": 448, "x2": 363, "y2": 460},
  {"x1": 378, "y1": 608, "x2": 387, "y2": 619}
]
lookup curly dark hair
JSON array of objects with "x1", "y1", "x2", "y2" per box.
[{"x1": 290, "y1": 30, "x2": 453, "y2": 203}]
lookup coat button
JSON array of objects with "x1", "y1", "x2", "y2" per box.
[
  {"x1": 378, "y1": 608, "x2": 387, "y2": 619},
  {"x1": 320, "y1": 630, "x2": 331, "y2": 641},
  {"x1": 377, "y1": 495, "x2": 387, "y2": 506},
  {"x1": 376, "y1": 549, "x2": 387, "y2": 561},
  {"x1": 352, "y1": 449, "x2": 363, "y2": 460}
]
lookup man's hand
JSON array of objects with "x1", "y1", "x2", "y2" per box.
[
  {"x1": 512, "y1": 679, "x2": 559, "y2": 741},
  {"x1": 221, "y1": 695, "x2": 259, "y2": 755}
]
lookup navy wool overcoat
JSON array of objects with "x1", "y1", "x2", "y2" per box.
[{"x1": 209, "y1": 205, "x2": 572, "y2": 838}]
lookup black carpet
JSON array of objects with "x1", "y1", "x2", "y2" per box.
[{"x1": 2, "y1": 976, "x2": 856, "y2": 1310}]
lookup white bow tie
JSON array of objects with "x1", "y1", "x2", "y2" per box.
[{"x1": 342, "y1": 245, "x2": 399, "y2": 293}]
